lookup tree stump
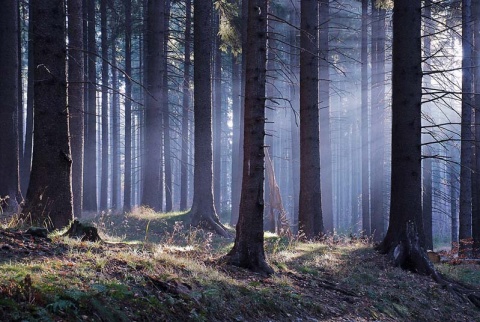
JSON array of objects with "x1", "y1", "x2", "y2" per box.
[{"x1": 62, "y1": 220, "x2": 102, "y2": 242}]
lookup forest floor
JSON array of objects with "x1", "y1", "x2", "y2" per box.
[{"x1": 0, "y1": 208, "x2": 479, "y2": 321}]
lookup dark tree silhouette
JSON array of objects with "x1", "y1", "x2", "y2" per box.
[
  {"x1": 124, "y1": 0, "x2": 133, "y2": 212},
  {"x1": 23, "y1": 0, "x2": 73, "y2": 229},
  {"x1": 377, "y1": 0, "x2": 423, "y2": 254},
  {"x1": 0, "y1": 0, "x2": 21, "y2": 212},
  {"x1": 67, "y1": 0, "x2": 84, "y2": 218},
  {"x1": 142, "y1": 0, "x2": 165, "y2": 212},
  {"x1": 361, "y1": 0, "x2": 370, "y2": 235},
  {"x1": 189, "y1": 0, "x2": 227, "y2": 236},
  {"x1": 225, "y1": 0, "x2": 273, "y2": 275},
  {"x1": 299, "y1": 0, "x2": 323, "y2": 238}
]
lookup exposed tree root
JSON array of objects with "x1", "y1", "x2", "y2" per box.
[
  {"x1": 190, "y1": 212, "x2": 230, "y2": 238},
  {"x1": 389, "y1": 221, "x2": 480, "y2": 309}
]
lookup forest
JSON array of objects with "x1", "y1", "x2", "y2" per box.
[{"x1": 1, "y1": 0, "x2": 480, "y2": 320}]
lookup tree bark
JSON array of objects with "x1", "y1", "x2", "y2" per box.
[
  {"x1": 459, "y1": 0, "x2": 474, "y2": 255},
  {"x1": 299, "y1": 0, "x2": 323, "y2": 238},
  {"x1": 189, "y1": 0, "x2": 227, "y2": 236},
  {"x1": 23, "y1": 0, "x2": 73, "y2": 230},
  {"x1": 473, "y1": 0, "x2": 480, "y2": 257},
  {"x1": 225, "y1": 0, "x2": 273, "y2": 275},
  {"x1": 142, "y1": 0, "x2": 165, "y2": 212},
  {"x1": 67, "y1": 0, "x2": 84, "y2": 218},
  {"x1": 378, "y1": 0, "x2": 423, "y2": 253},
  {"x1": 0, "y1": 0, "x2": 21, "y2": 212}
]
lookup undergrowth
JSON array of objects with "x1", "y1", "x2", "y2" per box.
[{"x1": 0, "y1": 207, "x2": 478, "y2": 321}]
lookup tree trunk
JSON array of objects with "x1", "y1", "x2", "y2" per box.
[
  {"x1": 124, "y1": 0, "x2": 133, "y2": 212},
  {"x1": 423, "y1": 156, "x2": 433, "y2": 250},
  {"x1": 0, "y1": 0, "x2": 21, "y2": 212},
  {"x1": 459, "y1": 0, "x2": 474, "y2": 255},
  {"x1": 230, "y1": 54, "x2": 241, "y2": 224},
  {"x1": 83, "y1": 0, "x2": 97, "y2": 212},
  {"x1": 164, "y1": 0, "x2": 173, "y2": 212},
  {"x1": 361, "y1": 0, "x2": 370, "y2": 236},
  {"x1": 213, "y1": 10, "x2": 222, "y2": 215},
  {"x1": 23, "y1": 0, "x2": 73, "y2": 230},
  {"x1": 180, "y1": 0, "x2": 192, "y2": 212},
  {"x1": 67, "y1": 0, "x2": 84, "y2": 218},
  {"x1": 299, "y1": 0, "x2": 323, "y2": 238},
  {"x1": 189, "y1": 0, "x2": 227, "y2": 236},
  {"x1": 100, "y1": 0, "x2": 109, "y2": 210},
  {"x1": 319, "y1": 0, "x2": 333, "y2": 234},
  {"x1": 378, "y1": 0, "x2": 423, "y2": 253},
  {"x1": 142, "y1": 0, "x2": 165, "y2": 212},
  {"x1": 370, "y1": 3, "x2": 386, "y2": 242},
  {"x1": 225, "y1": 0, "x2": 273, "y2": 275},
  {"x1": 22, "y1": 2, "x2": 34, "y2": 197},
  {"x1": 473, "y1": 0, "x2": 480, "y2": 257},
  {"x1": 111, "y1": 39, "x2": 120, "y2": 210}
]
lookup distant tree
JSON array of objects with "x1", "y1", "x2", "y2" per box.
[
  {"x1": 189, "y1": 0, "x2": 227, "y2": 236},
  {"x1": 23, "y1": 0, "x2": 73, "y2": 229},
  {"x1": 100, "y1": 0, "x2": 109, "y2": 210},
  {"x1": 213, "y1": 9, "x2": 223, "y2": 215},
  {"x1": 225, "y1": 0, "x2": 273, "y2": 275},
  {"x1": 111, "y1": 37, "x2": 120, "y2": 210},
  {"x1": 164, "y1": 0, "x2": 173, "y2": 212},
  {"x1": 459, "y1": 0, "x2": 473, "y2": 254},
  {"x1": 142, "y1": 0, "x2": 165, "y2": 212},
  {"x1": 319, "y1": 0, "x2": 333, "y2": 233},
  {"x1": 422, "y1": 155, "x2": 433, "y2": 250},
  {"x1": 361, "y1": 0, "x2": 370, "y2": 235},
  {"x1": 124, "y1": 0, "x2": 133, "y2": 212},
  {"x1": 0, "y1": 0, "x2": 21, "y2": 212},
  {"x1": 377, "y1": 0, "x2": 424, "y2": 253},
  {"x1": 299, "y1": 0, "x2": 323, "y2": 238},
  {"x1": 370, "y1": 2, "x2": 386, "y2": 242},
  {"x1": 83, "y1": 0, "x2": 97, "y2": 212},
  {"x1": 67, "y1": 0, "x2": 84, "y2": 217},
  {"x1": 180, "y1": 0, "x2": 192, "y2": 211}
]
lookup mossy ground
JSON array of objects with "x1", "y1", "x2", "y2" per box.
[{"x1": 0, "y1": 208, "x2": 478, "y2": 321}]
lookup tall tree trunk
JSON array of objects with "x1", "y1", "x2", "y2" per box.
[
  {"x1": 299, "y1": 0, "x2": 323, "y2": 238},
  {"x1": 190, "y1": 0, "x2": 227, "y2": 236},
  {"x1": 164, "y1": 0, "x2": 173, "y2": 212},
  {"x1": 83, "y1": 0, "x2": 97, "y2": 212},
  {"x1": 22, "y1": 1, "x2": 35, "y2": 197},
  {"x1": 423, "y1": 156, "x2": 433, "y2": 250},
  {"x1": 23, "y1": 0, "x2": 73, "y2": 229},
  {"x1": 225, "y1": 0, "x2": 273, "y2": 275},
  {"x1": 68, "y1": 0, "x2": 84, "y2": 218},
  {"x1": 180, "y1": 0, "x2": 192, "y2": 211},
  {"x1": 473, "y1": 0, "x2": 480, "y2": 257},
  {"x1": 361, "y1": 0, "x2": 370, "y2": 236},
  {"x1": 0, "y1": 0, "x2": 21, "y2": 211},
  {"x1": 319, "y1": 0, "x2": 333, "y2": 234},
  {"x1": 459, "y1": 0, "x2": 474, "y2": 255},
  {"x1": 370, "y1": 2, "x2": 386, "y2": 242},
  {"x1": 124, "y1": 0, "x2": 133, "y2": 212},
  {"x1": 17, "y1": 3, "x2": 24, "y2": 197},
  {"x1": 213, "y1": 10, "x2": 222, "y2": 215},
  {"x1": 100, "y1": 0, "x2": 109, "y2": 210},
  {"x1": 230, "y1": 54, "x2": 241, "y2": 224},
  {"x1": 378, "y1": 0, "x2": 423, "y2": 253},
  {"x1": 111, "y1": 39, "x2": 120, "y2": 210},
  {"x1": 142, "y1": 0, "x2": 164, "y2": 212},
  {"x1": 231, "y1": 0, "x2": 248, "y2": 227}
]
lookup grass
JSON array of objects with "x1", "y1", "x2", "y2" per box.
[{"x1": 0, "y1": 207, "x2": 478, "y2": 321}]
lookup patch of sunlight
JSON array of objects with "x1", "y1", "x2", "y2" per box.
[{"x1": 127, "y1": 206, "x2": 188, "y2": 221}]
